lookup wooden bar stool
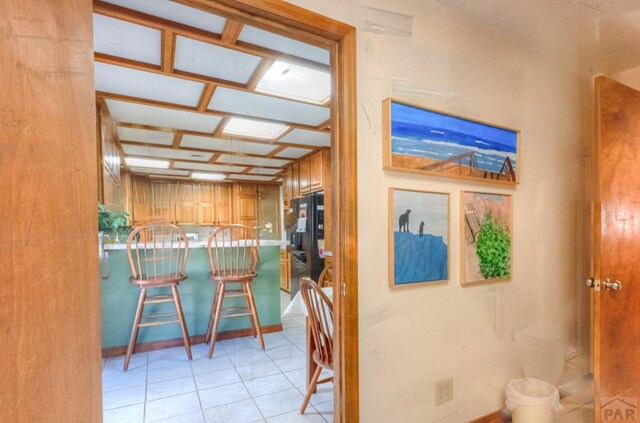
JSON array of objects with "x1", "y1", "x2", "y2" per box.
[
  {"x1": 206, "y1": 224, "x2": 263, "y2": 359},
  {"x1": 299, "y1": 277, "x2": 334, "y2": 414},
  {"x1": 123, "y1": 223, "x2": 192, "y2": 371}
]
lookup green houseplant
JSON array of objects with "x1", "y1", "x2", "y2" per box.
[
  {"x1": 475, "y1": 213, "x2": 511, "y2": 280},
  {"x1": 98, "y1": 203, "x2": 130, "y2": 243}
]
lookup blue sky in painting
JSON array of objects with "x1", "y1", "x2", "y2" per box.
[{"x1": 391, "y1": 102, "x2": 518, "y2": 173}]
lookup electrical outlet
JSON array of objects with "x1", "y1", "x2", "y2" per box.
[{"x1": 435, "y1": 377, "x2": 453, "y2": 406}]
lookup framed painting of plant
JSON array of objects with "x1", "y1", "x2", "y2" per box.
[
  {"x1": 388, "y1": 188, "x2": 450, "y2": 287},
  {"x1": 461, "y1": 191, "x2": 513, "y2": 285},
  {"x1": 382, "y1": 99, "x2": 520, "y2": 186}
]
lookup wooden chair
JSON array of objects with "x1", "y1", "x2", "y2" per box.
[
  {"x1": 299, "y1": 277, "x2": 334, "y2": 414},
  {"x1": 123, "y1": 223, "x2": 192, "y2": 371},
  {"x1": 206, "y1": 224, "x2": 263, "y2": 359},
  {"x1": 318, "y1": 264, "x2": 333, "y2": 288}
]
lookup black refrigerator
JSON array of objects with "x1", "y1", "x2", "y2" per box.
[{"x1": 287, "y1": 192, "x2": 325, "y2": 299}]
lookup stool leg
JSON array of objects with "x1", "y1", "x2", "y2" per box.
[
  {"x1": 208, "y1": 283, "x2": 226, "y2": 359},
  {"x1": 242, "y1": 282, "x2": 257, "y2": 338},
  {"x1": 245, "y1": 282, "x2": 265, "y2": 350},
  {"x1": 172, "y1": 284, "x2": 192, "y2": 361},
  {"x1": 124, "y1": 287, "x2": 147, "y2": 371},
  {"x1": 206, "y1": 283, "x2": 221, "y2": 344}
]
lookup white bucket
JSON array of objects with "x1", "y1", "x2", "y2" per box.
[{"x1": 505, "y1": 378, "x2": 563, "y2": 423}]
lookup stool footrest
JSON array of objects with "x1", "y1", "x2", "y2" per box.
[
  {"x1": 220, "y1": 312, "x2": 253, "y2": 319},
  {"x1": 145, "y1": 295, "x2": 174, "y2": 304},
  {"x1": 139, "y1": 313, "x2": 179, "y2": 327}
]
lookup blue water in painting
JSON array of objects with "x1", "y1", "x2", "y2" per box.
[
  {"x1": 394, "y1": 232, "x2": 448, "y2": 284},
  {"x1": 391, "y1": 102, "x2": 518, "y2": 173}
]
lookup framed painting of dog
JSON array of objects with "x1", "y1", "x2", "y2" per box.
[{"x1": 388, "y1": 188, "x2": 450, "y2": 287}]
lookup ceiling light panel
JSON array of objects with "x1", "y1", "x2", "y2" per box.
[
  {"x1": 172, "y1": 162, "x2": 246, "y2": 173},
  {"x1": 276, "y1": 147, "x2": 314, "y2": 159},
  {"x1": 227, "y1": 174, "x2": 275, "y2": 181},
  {"x1": 216, "y1": 154, "x2": 289, "y2": 168},
  {"x1": 106, "y1": 99, "x2": 221, "y2": 132},
  {"x1": 209, "y1": 88, "x2": 330, "y2": 126},
  {"x1": 248, "y1": 168, "x2": 281, "y2": 175},
  {"x1": 256, "y1": 61, "x2": 331, "y2": 104},
  {"x1": 191, "y1": 172, "x2": 226, "y2": 181},
  {"x1": 125, "y1": 157, "x2": 170, "y2": 168},
  {"x1": 279, "y1": 128, "x2": 331, "y2": 147},
  {"x1": 222, "y1": 118, "x2": 288, "y2": 140},
  {"x1": 117, "y1": 127, "x2": 174, "y2": 146},
  {"x1": 180, "y1": 134, "x2": 277, "y2": 155},
  {"x1": 122, "y1": 144, "x2": 213, "y2": 162},
  {"x1": 95, "y1": 62, "x2": 203, "y2": 107},
  {"x1": 93, "y1": 14, "x2": 161, "y2": 65},
  {"x1": 129, "y1": 167, "x2": 190, "y2": 176},
  {"x1": 103, "y1": 0, "x2": 227, "y2": 33},
  {"x1": 238, "y1": 25, "x2": 330, "y2": 65},
  {"x1": 174, "y1": 36, "x2": 262, "y2": 84}
]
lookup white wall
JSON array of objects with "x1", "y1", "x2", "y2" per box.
[{"x1": 288, "y1": 0, "x2": 593, "y2": 421}]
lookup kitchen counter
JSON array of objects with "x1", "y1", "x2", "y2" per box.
[
  {"x1": 100, "y1": 243, "x2": 282, "y2": 350},
  {"x1": 103, "y1": 239, "x2": 286, "y2": 250}
]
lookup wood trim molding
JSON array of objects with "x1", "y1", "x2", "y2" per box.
[
  {"x1": 220, "y1": 19, "x2": 244, "y2": 44},
  {"x1": 469, "y1": 410, "x2": 507, "y2": 423},
  {"x1": 101, "y1": 324, "x2": 283, "y2": 358}
]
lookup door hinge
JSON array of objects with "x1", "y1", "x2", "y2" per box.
[{"x1": 341, "y1": 281, "x2": 346, "y2": 296}]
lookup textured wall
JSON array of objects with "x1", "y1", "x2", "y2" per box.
[{"x1": 288, "y1": 0, "x2": 592, "y2": 421}]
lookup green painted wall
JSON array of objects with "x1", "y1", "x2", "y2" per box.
[{"x1": 100, "y1": 246, "x2": 281, "y2": 348}]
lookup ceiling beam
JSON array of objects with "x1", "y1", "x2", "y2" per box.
[
  {"x1": 197, "y1": 84, "x2": 217, "y2": 112},
  {"x1": 246, "y1": 57, "x2": 274, "y2": 91},
  {"x1": 212, "y1": 117, "x2": 229, "y2": 138},
  {"x1": 161, "y1": 30, "x2": 175, "y2": 73},
  {"x1": 96, "y1": 91, "x2": 329, "y2": 132},
  {"x1": 220, "y1": 19, "x2": 244, "y2": 44},
  {"x1": 317, "y1": 118, "x2": 331, "y2": 130},
  {"x1": 93, "y1": 1, "x2": 330, "y2": 73},
  {"x1": 172, "y1": 132, "x2": 183, "y2": 149},
  {"x1": 94, "y1": 52, "x2": 329, "y2": 109},
  {"x1": 266, "y1": 145, "x2": 288, "y2": 158},
  {"x1": 120, "y1": 141, "x2": 292, "y2": 166},
  {"x1": 114, "y1": 121, "x2": 325, "y2": 150}
]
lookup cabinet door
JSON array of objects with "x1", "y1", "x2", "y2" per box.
[
  {"x1": 235, "y1": 184, "x2": 258, "y2": 228},
  {"x1": 175, "y1": 183, "x2": 197, "y2": 225},
  {"x1": 284, "y1": 166, "x2": 293, "y2": 202},
  {"x1": 216, "y1": 184, "x2": 232, "y2": 225},
  {"x1": 151, "y1": 182, "x2": 174, "y2": 223},
  {"x1": 309, "y1": 151, "x2": 324, "y2": 191},
  {"x1": 198, "y1": 183, "x2": 216, "y2": 226},
  {"x1": 132, "y1": 178, "x2": 150, "y2": 225},
  {"x1": 279, "y1": 250, "x2": 289, "y2": 292},
  {"x1": 298, "y1": 157, "x2": 310, "y2": 194},
  {"x1": 291, "y1": 162, "x2": 300, "y2": 199},
  {"x1": 258, "y1": 185, "x2": 280, "y2": 239}
]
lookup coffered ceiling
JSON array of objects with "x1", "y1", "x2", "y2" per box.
[{"x1": 93, "y1": 0, "x2": 332, "y2": 183}]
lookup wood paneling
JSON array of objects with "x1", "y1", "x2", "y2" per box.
[
  {"x1": 132, "y1": 177, "x2": 152, "y2": 225},
  {"x1": 0, "y1": 0, "x2": 102, "y2": 421},
  {"x1": 280, "y1": 250, "x2": 291, "y2": 292}
]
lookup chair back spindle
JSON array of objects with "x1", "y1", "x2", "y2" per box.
[
  {"x1": 207, "y1": 225, "x2": 260, "y2": 279},
  {"x1": 299, "y1": 277, "x2": 334, "y2": 367},
  {"x1": 126, "y1": 223, "x2": 189, "y2": 283}
]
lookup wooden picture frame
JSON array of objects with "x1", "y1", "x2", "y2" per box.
[
  {"x1": 460, "y1": 191, "x2": 513, "y2": 286},
  {"x1": 388, "y1": 188, "x2": 450, "y2": 287},
  {"x1": 382, "y1": 99, "x2": 521, "y2": 186}
]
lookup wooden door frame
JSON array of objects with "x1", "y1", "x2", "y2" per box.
[{"x1": 177, "y1": 1, "x2": 359, "y2": 421}]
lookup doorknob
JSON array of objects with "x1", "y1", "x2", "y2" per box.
[
  {"x1": 603, "y1": 278, "x2": 622, "y2": 291},
  {"x1": 586, "y1": 277, "x2": 596, "y2": 288}
]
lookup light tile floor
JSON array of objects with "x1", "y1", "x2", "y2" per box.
[{"x1": 103, "y1": 290, "x2": 333, "y2": 423}]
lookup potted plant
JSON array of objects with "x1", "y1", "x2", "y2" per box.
[{"x1": 98, "y1": 204, "x2": 130, "y2": 247}]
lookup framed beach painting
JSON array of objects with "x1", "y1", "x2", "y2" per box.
[
  {"x1": 382, "y1": 99, "x2": 520, "y2": 186},
  {"x1": 388, "y1": 188, "x2": 449, "y2": 287},
  {"x1": 461, "y1": 191, "x2": 513, "y2": 286}
]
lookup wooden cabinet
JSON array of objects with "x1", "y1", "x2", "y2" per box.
[
  {"x1": 298, "y1": 156, "x2": 311, "y2": 194},
  {"x1": 216, "y1": 184, "x2": 233, "y2": 225},
  {"x1": 258, "y1": 185, "x2": 280, "y2": 239},
  {"x1": 175, "y1": 183, "x2": 197, "y2": 225},
  {"x1": 131, "y1": 177, "x2": 151, "y2": 225},
  {"x1": 297, "y1": 149, "x2": 329, "y2": 196},
  {"x1": 151, "y1": 182, "x2": 175, "y2": 223},
  {"x1": 234, "y1": 184, "x2": 258, "y2": 228},
  {"x1": 197, "y1": 183, "x2": 216, "y2": 226},
  {"x1": 291, "y1": 162, "x2": 300, "y2": 199},
  {"x1": 280, "y1": 250, "x2": 291, "y2": 292}
]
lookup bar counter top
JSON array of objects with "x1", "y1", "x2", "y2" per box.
[{"x1": 103, "y1": 239, "x2": 286, "y2": 250}]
